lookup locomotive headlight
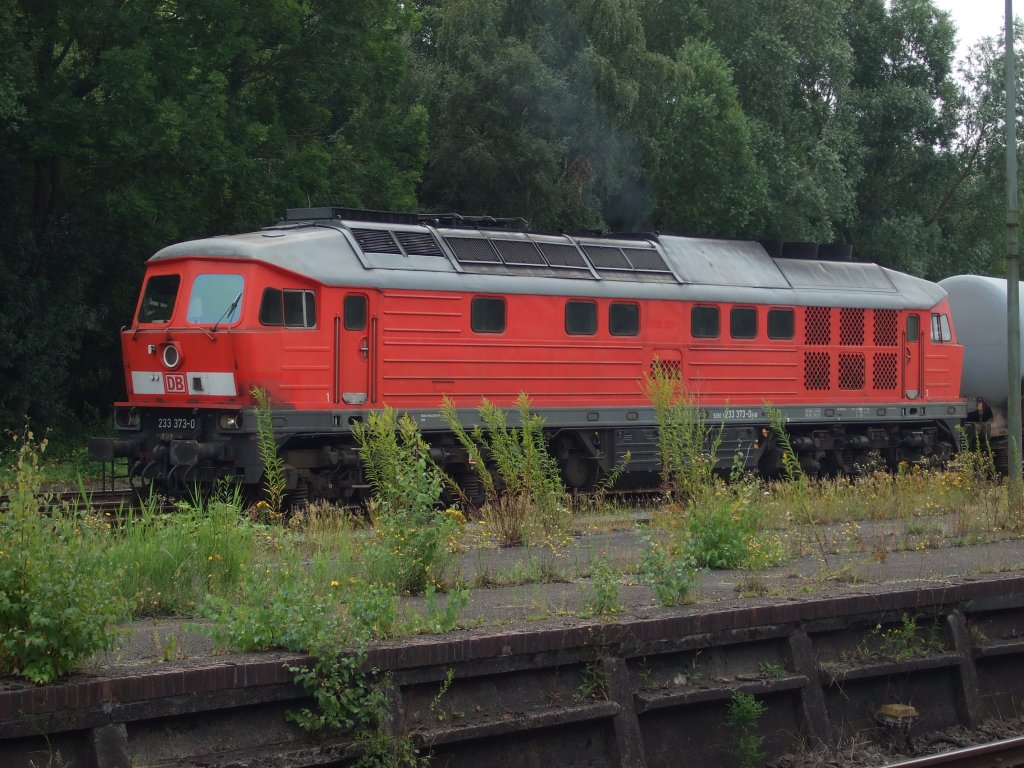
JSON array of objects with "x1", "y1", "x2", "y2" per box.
[
  {"x1": 114, "y1": 407, "x2": 140, "y2": 430},
  {"x1": 161, "y1": 343, "x2": 182, "y2": 370},
  {"x1": 218, "y1": 412, "x2": 243, "y2": 430}
]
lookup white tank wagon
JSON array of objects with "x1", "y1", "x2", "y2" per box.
[{"x1": 938, "y1": 274, "x2": 1024, "y2": 458}]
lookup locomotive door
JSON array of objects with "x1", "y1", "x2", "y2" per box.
[
  {"x1": 336, "y1": 292, "x2": 374, "y2": 405},
  {"x1": 903, "y1": 313, "x2": 922, "y2": 400}
]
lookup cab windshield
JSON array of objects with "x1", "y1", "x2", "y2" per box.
[
  {"x1": 137, "y1": 274, "x2": 181, "y2": 324},
  {"x1": 187, "y1": 274, "x2": 244, "y2": 325}
]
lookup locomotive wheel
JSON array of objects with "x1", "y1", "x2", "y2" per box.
[{"x1": 561, "y1": 451, "x2": 598, "y2": 490}]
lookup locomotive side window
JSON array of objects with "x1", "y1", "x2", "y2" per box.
[
  {"x1": 259, "y1": 289, "x2": 284, "y2": 325},
  {"x1": 609, "y1": 302, "x2": 639, "y2": 336},
  {"x1": 907, "y1": 314, "x2": 920, "y2": 342},
  {"x1": 565, "y1": 300, "x2": 597, "y2": 335},
  {"x1": 471, "y1": 296, "x2": 506, "y2": 333},
  {"x1": 137, "y1": 274, "x2": 181, "y2": 324},
  {"x1": 691, "y1": 306, "x2": 719, "y2": 338},
  {"x1": 285, "y1": 291, "x2": 316, "y2": 327},
  {"x1": 767, "y1": 308, "x2": 794, "y2": 339},
  {"x1": 187, "y1": 274, "x2": 244, "y2": 325},
  {"x1": 930, "y1": 313, "x2": 952, "y2": 342},
  {"x1": 344, "y1": 294, "x2": 367, "y2": 331},
  {"x1": 260, "y1": 289, "x2": 317, "y2": 328},
  {"x1": 730, "y1": 307, "x2": 757, "y2": 339}
]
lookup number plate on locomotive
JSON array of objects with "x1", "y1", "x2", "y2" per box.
[{"x1": 152, "y1": 411, "x2": 201, "y2": 437}]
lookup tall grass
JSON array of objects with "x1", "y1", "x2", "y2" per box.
[{"x1": 108, "y1": 486, "x2": 256, "y2": 616}]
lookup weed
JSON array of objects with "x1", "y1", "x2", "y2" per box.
[
  {"x1": 157, "y1": 630, "x2": 178, "y2": 663},
  {"x1": 967, "y1": 621, "x2": 988, "y2": 648},
  {"x1": 109, "y1": 488, "x2": 255, "y2": 616},
  {"x1": 765, "y1": 403, "x2": 831, "y2": 565},
  {"x1": 202, "y1": 540, "x2": 342, "y2": 653},
  {"x1": 759, "y1": 660, "x2": 786, "y2": 679},
  {"x1": 736, "y1": 575, "x2": 769, "y2": 597},
  {"x1": 643, "y1": 367, "x2": 722, "y2": 503},
  {"x1": 725, "y1": 691, "x2": 766, "y2": 768},
  {"x1": 875, "y1": 614, "x2": 945, "y2": 661},
  {"x1": 575, "y1": 661, "x2": 609, "y2": 701},
  {"x1": 354, "y1": 408, "x2": 459, "y2": 595},
  {"x1": 288, "y1": 649, "x2": 382, "y2": 732},
  {"x1": 404, "y1": 584, "x2": 470, "y2": 635},
  {"x1": 639, "y1": 530, "x2": 699, "y2": 606},
  {"x1": 430, "y1": 669, "x2": 462, "y2": 722},
  {"x1": 251, "y1": 387, "x2": 287, "y2": 515},
  {"x1": 442, "y1": 394, "x2": 568, "y2": 547},
  {"x1": 581, "y1": 557, "x2": 622, "y2": 617}
]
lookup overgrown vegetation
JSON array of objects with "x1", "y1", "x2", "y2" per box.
[
  {"x1": 0, "y1": 428, "x2": 125, "y2": 683},
  {"x1": 442, "y1": 393, "x2": 568, "y2": 547},
  {"x1": 642, "y1": 370, "x2": 786, "y2": 592},
  {"x1": 725, "y1": 691, "x2": 767, "y2": 768},
  {"x1": 354, "y1": 407, "x2": 459, "y2": 594},
  {"x1": 252, "y1": 386, "x2": 287, "y2": 518},
  {"x1": 0, "y1": 389, "x2": 1019, "y2": 699}
]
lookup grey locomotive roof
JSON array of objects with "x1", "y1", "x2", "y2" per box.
[{"x1": 150, "y1": 221, "x2": 947, "y2": 310}]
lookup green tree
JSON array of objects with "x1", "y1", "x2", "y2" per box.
[
  {"x1": 640, "y1": 41, "x2": 766, "y2": 234},
  {"x1": 690, "y1": 0, "x2": 859, "y2": 241},
  {"x1": 416, "y1": 0, "x2": 648, "y2": 230},
  {"x1": 0, "y1": 0, "x2": 427, "y2": 431},
  {"x1": 931, "y1": 25, "x2": 1024, "y2": 279},
  {"x1": 843, "y1": 0, "x2": 965, "y2": 277}
]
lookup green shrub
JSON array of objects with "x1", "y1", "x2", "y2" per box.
[
  {"x1": 0, "y1": 429, "x2": 125, "y2": 683},
  {"x1": 581, "y1": 557, "x2": 622, "y2": 617},
  {"x1": 203, "y1": 540, "x2": 342, "y2": 652},
  {"x1": 354, "y1": 407, "x2": 459, "y2": 594},
  {"x1": 640, "y1": 531, "x2": 699, "y2": 606}
]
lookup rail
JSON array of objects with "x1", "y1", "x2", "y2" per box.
[
  {"x1": 883, "y1": 737, "x2": 1024, "y2": 768},
  {"x1": 0, "y1": 488, "x2": 161, "y2": 515}
]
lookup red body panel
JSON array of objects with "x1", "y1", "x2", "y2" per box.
[{"x1": 118, "y1": 261, "x2": 964, "y2": 414}]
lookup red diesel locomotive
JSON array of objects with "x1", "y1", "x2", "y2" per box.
[{"x1": 89, "y1": 208, "x2": 967, "y2": 503}]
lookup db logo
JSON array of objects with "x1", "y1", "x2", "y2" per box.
[{"x1": 164, "y1": 373, "x2": 187, "y2": 394}]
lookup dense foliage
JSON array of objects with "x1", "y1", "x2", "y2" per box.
[{"x1": 0, "y1": 0, "x2": 1019, "y2": 432}]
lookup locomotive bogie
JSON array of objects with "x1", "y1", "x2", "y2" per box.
[{"x1": 90, "y1": 209, "x2": 972, "y2": 501}]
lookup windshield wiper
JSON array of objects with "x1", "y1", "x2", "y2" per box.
[{"x1": 211, "y1": 292, "x2": 242, "y2": 333}]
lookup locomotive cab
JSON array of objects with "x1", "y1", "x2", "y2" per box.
[{"x1": 91, "y1": 255, "x2": 333, "y2": 496}]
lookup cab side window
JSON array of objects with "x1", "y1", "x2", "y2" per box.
[
  {"x1": 344, "y1": 294, "x2": 367, "y2": 330},
  {"x1": 930, "y1": 313, "x2": 952, "y2": 342},
  {"x1": 260, "y1": 289, "x2": 317, "y2": 328},
  {"x1": 138, "y1": 274, "x2": 181, "y2": 324}
]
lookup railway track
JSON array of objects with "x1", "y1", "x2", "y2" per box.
[
  {"x1": 884, "y1": 736, "x2": 1024, "y2": 768},
  {"x1": 0, "y1": 488, "x2": 158, "y2": 515}
]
